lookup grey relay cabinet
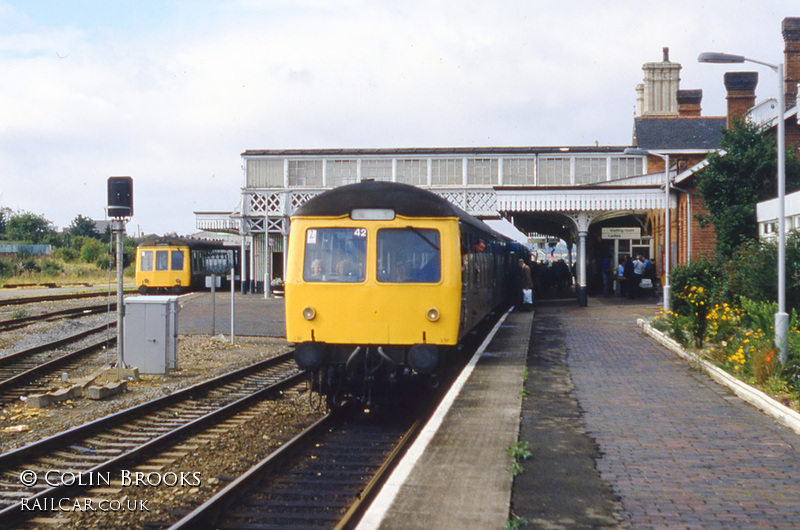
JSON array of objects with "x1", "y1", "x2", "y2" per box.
[{"x1": 123, "y1": 296, "x2": 179, "y2": 374}]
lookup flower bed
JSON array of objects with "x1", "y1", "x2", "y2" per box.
[{"x1": 650, "y1": 287, "x2": 800, "y2": 412}]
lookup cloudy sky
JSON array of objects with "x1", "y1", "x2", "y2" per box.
[{"x1": 0, "y1": 1, "x2": 797, "y2": 236}]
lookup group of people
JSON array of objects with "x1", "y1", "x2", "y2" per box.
[{"x1": 615, "y1": 254, "x2": 656, "y2": 299}]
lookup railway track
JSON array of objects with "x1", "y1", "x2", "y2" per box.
[
  {"x1": 0, "y1": 323, "x2": 116, "y2": 404},
  {"x1": 0, "y1": 290, "x2": 134, "y2": 309},
  {"x1": 0, "y1": 303, "x2": 116, "y2": 332},
  {"x1": 0, "y1": 352, "x2": 304, "y2": 528},
  {"x1": 170, "y1": 408, "x2": 425, "y2": 529}
]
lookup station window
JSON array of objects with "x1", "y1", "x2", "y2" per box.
[
  {"x1": 171, "y1": 250, "x2": 185, "y2": 271},
  {"x1": 504, "y1": 158, "x2": 536, "y2": 185},
  {"x1": 140, "y1": 250, "x2": 154, "y2": 272},
  {"x1": 377, "y1": 228, "x2": 440, "y2": 283},
  {"x1": 431, "y1": 158, "x2": 462, "y2": 186},
  {"x1": 396, "y1": 159, "x2": 426, "y2": 186},
  {"x1": 156, "y1": 250, "x2": 169, "y2": 271},
  {"x1": 304, "y1": 228, "x2": 367, "y2": 282},
  {"x1": 539, "y1": 157, "x2": 571, "y2": 185}
]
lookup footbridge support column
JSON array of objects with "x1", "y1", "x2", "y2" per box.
[{"x1": 567, "y1": 211, "x2": 595, "y2": 308}]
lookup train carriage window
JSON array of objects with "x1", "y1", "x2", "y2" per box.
[
  {"x1": 377, "y1": 228, "x2": 440, "y2": 283},
  {"x1": 171, "y1": 250, "x2": 185, "y2": 271},
  {"x1": 304, "y1": 228, "x2": 367, "y2": 282},
  {"x1": 140, "y1": 250, "x2": 154, "y2": 272},
  {"x1": 156, "y1": 250, "x2": 169, "y2": 271}
]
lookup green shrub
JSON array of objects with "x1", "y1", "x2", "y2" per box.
[
  {"x1": 53, "y1": 247, "x2": 78, "y2": 262},
  {"x1": 21, "y1": 257, "x2": 40, "y2": 273},
  {"x1": 0, "y1": 258, "x2": 18, "y2": 278},
  {"x1": 80, "y1": 239, "x2": 105, "y2": 263},
  {"x1": 40, "y1": 259, "x2": 63, "y2": 276},
  {"x1": 669, "y1": 259, "x2": 718, "y2": 316}
]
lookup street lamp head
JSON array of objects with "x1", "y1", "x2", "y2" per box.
[
  {"x1": 623, "y1": 148, "x2": 648, "y2": 156},
  {"x1": 697, "y1": 51, "x2": 746, "y2": 64}
]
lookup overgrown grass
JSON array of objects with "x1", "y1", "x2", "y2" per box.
[{"x1": 0, "y1": 257, "x2": 135, "y2": 287}]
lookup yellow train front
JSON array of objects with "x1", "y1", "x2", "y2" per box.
[
  {"x1": 135, "y1": 237, "x2": 238, "y2": 294},
  {"x1": 285, "y1": 181, "x2": 518, "y2": 407}
]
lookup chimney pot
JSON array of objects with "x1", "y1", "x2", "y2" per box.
[
  {"x1": 724, "y1": 72, "x2": 758, "y2": 127},
  {"x1": 677, "y1": 89, "x2": 703, "y2": 116},
  {"x1": 663, "y1": 47, "x2": 669, "y2": 62}
]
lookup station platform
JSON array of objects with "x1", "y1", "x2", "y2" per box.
[
  {"x1": 357, "y1": 307, "x2": 532, "y2": 529},
  {"x1": 356, "y1": 297, "x2": 800, "y2": 529}
]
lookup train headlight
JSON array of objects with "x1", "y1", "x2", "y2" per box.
[
  {"x1": 303, "y1": 306, "x2": 316, "y2": 320},
  {"x1": 426, "y1": 307, "x2": 440, "y2": 322}
]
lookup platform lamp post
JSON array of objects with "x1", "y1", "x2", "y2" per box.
[
  {"x1": 624, "y1": 148, "x2": 671, "y2": 311},
  {"x1": 107, "y1": 176, "x2": 133, "y2": 368},
  {"x1": 698, "y1": 51, "x2": 788, "y2": 363}
]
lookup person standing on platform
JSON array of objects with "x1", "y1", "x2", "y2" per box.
[
  {"x1": 624, "y1": 255, "x2": 635, "y2": 299},
  {"x1": 632, "y1": 255, "x2": 646, "y2": 298},
  {"x1": 616, "y1": 257, "x2": 626, "y2": 297},
  {"x1": 519, "y1": 259, "x2": 534, "y2": 310}
]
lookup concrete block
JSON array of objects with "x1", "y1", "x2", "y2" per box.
[
  {"x1": 50, "y1": 385, "x2": 82, "y2": 402},
  {"x1": 86, "y1": 381, "x2": 127, "y2": 400},
  {"x1": 26, "y1": 394, "x2": 51, "y2": 408}
]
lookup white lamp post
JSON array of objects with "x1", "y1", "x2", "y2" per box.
[
  {"x1": 625, "y1": 148, "x2": 671, "y2": 311},
  {"x1": 698, "y1": 51, "x2": 788, "y2": 363}
]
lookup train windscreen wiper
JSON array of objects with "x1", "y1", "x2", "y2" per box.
[{"x1": 406, "y1": 226, "x2": 440, "y2": 251}]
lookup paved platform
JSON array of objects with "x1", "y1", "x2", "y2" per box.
[
  {"x1": 177, "y1": 292, "x2": 286, "y2": 337},
  {"x1": 356, "y1": 297, "x2": 800, "y2": 529}
]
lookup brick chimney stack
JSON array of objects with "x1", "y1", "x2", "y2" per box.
[
  {"x1": 724, "y1": 72, "x2": 758, "y2": 127},
  {"x1": 783, "y1": 17, "x2": 800, "y2": 110},
  {"x1": 677, "y1": 89, "x2": 702, "y2": 117}
]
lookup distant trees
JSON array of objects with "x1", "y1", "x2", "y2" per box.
[
  {"x1": 5, "y1": 211, "x2": 57, "y2": 245},
  {"x1": 0, "y1": 210, "x2": 139, "y2": 273},
  {"x1": 68, "y1": 214, "x2": 99, "y2": 238}
]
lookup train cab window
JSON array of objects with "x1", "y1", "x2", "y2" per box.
[
  {"x1": 155, "y1": 250, "x2": 169, "y2": 271},
  {"x1": 140, "y1": 250, "x2": 154, "y2": 272},
  {"x1": 377, "y1": 228, "x2": 440, "y2": 283},
  {"x1": 171, "y1": 250, "x2": 185, "y2": 271},
  {"x1": 303, "y1": 228, "x2": 367, "y2": 282}
]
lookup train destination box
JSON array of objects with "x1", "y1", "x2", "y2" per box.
[{"x1": 123, "y1": 296, "x2": 179, "y2": 374}]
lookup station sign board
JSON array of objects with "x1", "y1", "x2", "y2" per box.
[{"x1": 601, "y1": 227, "x2": 641, "y2": 240}]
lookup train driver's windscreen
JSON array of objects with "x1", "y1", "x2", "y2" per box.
[
  {"x1": 171, "y1": 250, "x2": 185, "y2": 271},
  {"x1": 140, "y1": 250, "x2": 154, "y2": 271},
  {"x1": 377, "y1": 228, "x2": 440, "y2": 283},
  {"x1": 304, "y1": 228, "x2": 367, "y2": 282},
  {"x1": 155, "y1": 250, "x2": 169, "y2": 271}
]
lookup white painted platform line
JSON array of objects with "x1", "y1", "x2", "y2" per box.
[{"x1": 355, "y1": 309, "x2": 513, "y2": 530}]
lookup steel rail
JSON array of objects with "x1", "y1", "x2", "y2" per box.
[
  {"x1": 168, "y1": 414, "x2": 334, "y2": 530},
  {"x1": 0, "y1": 289, "x2": 135, "y2": 308},
  {"x1": 0, "y1": 335, "x2": 116, "y2": 400},
  {"x1": 0, "y1": 351, "x2": 304, "y2": 527},
  {"x1": 0, "y1": 303, "x2": 116, "y2": 331}
]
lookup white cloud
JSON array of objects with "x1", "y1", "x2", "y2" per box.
[{"x1": 0, "y1": 0, "x2": 797, "y2": 235}]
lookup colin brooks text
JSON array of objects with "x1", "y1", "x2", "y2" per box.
[
  {"x1": 21, "y1": 497, "x2": 149, "y2": 512},
  {"x1": 19, "y1": 470, "x2": 202, "y2": 488}
]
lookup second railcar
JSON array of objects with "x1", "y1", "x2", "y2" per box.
[
  {"x1": 284, "y1": 181, "x2": 521, "y2": 406},
  {"x1": 135, "y1": 237, "x2": 238, "y2": 294}
]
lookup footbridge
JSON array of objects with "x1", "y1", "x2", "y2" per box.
[{"x1": 195, "y1": 147, "x2": 670, "y2": 304}]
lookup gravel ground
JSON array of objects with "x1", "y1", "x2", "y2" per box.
[
  {"x1": 0, "y1": 331, "x2": 299, "y2": 451},
  {"x1": 0, "y1": 303, "x2": 332, "y2": 530},
  {"x1": 66, "y1": 390, "x2": 324, "y2": 529}
]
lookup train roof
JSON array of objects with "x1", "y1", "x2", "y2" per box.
[
  {"x1": 137, "y1": 236, "x2": 229, "y2": 250},
  {"x1": 292, "y1": 181, "x2": 507, "y2": 239}
]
